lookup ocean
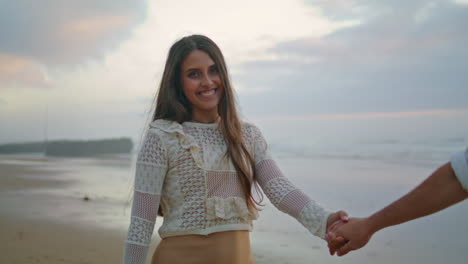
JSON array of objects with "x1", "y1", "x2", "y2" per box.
[{"x1": 2, "y1": 111, "x2": 467, "y2": 263}]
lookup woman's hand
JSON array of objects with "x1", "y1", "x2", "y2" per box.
[
  {"x1": 325, "y1": 211, "x2": 349, "y2": 253},
  {"x1": 326, "y1": 210, "x2": 349, "y2": 229}
]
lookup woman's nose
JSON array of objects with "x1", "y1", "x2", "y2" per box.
[{"x1": 201, "y1": 73, "x2": 214, "y2": 86}]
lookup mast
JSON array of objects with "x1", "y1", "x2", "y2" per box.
[{"x1": 44, "y1": 104, "x2": 48, "y2": 155}]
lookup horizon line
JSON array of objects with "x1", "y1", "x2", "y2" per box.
[{"x1": 249, "y1": 108, "x2": 468, "y2": 121}]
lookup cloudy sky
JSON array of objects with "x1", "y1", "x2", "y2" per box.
[{"x1": 1, "y1": 0, "x2": 467, "y2": 144}]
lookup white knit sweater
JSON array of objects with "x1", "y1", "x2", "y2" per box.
[{"x1": 123, "y1": 119, "x2": 331, "y2": 264}]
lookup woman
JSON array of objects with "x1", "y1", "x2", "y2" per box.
[{"x1": 123, "y1": 34, "x2": 348, "y2": 264}]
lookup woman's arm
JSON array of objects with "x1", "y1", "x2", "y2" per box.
[
  {"x1": 249, "y1": 124, "x2": 348, "y2": 239},
  {"x1": 123, "y1": 130, "x2": 168, "y2": 264}
]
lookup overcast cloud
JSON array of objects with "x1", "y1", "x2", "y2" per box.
[
  {"x1": 0, "y1": 0, "x2": 146, "y2": 88},
  {"x1": 236, "y1": 0, "x2": 468, "y2": 115},
  {"x1": 0, "y1": 0, "x2": 146, "y2": 64},
  {"x1": 0, "y1": 0, "x2": 466, "y2": 143}
]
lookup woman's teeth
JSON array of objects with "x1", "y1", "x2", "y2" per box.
[{"x1": 199, "y1": 89, "x2": 215, "y2": 96}]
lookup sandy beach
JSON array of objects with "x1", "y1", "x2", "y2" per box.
[
  {"x1": 2, "y1": 152, "x2": 467, "y2": 264},
  {"x1": 0, "y1": 160, "x2": 135, "y2": 264},
  {"x1": 0, "y1": 156, "x2": 272, "y2": 264},
  {"x1": 0, "y1": 215, "x2": 126, "y2": 264},
  {"x1": 0, "y1": 155, "x2": 332, "y2": 264},
  {"x1": 0, "y1": 157, "x2": 286, "y2": 264}
]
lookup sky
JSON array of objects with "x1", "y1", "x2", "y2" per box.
[{"x1": 0, "y1": 0, "x2": 467, "y2": 144}]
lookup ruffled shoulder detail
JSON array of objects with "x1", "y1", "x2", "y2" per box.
[
  {"x1": 149, "y1": 119, "x2": 203, "y2": 168},
  {"x1": 206, "y1": 197, "x2": 258, "y2": 221},
  {"x1": 149, "y1": 119, "x2": 184, "y2": 133}
]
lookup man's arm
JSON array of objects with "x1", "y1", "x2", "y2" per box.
[{"x1": 329, "y1": 161, "x2": 468, "y2": 256}]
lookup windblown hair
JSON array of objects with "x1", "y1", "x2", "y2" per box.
[{"x1": 152, "y1": 35, "x2": 262, "y2": 215}]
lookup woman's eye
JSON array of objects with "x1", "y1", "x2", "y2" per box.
[
  {"x1": 188, "y1": 71, "x2": 200, "y2": 78},
  {"x1": 210, "y1": 67, "x2": 219, "y2": 74}
]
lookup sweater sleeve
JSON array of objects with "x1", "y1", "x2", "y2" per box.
[
  {"x1": 450, "y1": 147, "x2": 468, "y2": 192},
  {"x1": 123, "y1": 129, "x2": 168, "y2": 264},
  {"x1": 250, "y1": 125, "x2": 332, "y2": 239}
]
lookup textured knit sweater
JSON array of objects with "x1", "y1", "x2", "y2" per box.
[{"x1": 123, "y1": 119, "x2": 331, "y2": 264}]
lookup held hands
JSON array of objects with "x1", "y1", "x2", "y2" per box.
[
  {"x1": 325, "y1": 211, "x2": 349, "y2": 251},
  {"x1": 326, "y1": 217, "x2": 375, "y2": 256}
]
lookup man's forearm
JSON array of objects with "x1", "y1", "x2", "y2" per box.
[{"x1": 367, "y1": 162, "x2": 468, "y2": 234}]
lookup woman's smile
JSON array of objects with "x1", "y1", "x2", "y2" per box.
[
  {"x1": 197, "y1": 88, "x2": 218, "y2": 98},
  {"x1": 181, "y1": 49, "x2": 224, "y2": 122}
]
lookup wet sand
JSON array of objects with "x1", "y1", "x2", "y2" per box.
[
  {"x1": 0, "y1": 157, "x2": 264, "y2": 264},
  {"x1": 0, "y1": 163, "x2": 71, "y2": 191},
  {"x1": 0, "y1": 158, "x2": 135, "y2": 264},
  {"x1": 0, "y1": 215, "x2": 125, "y2": 264},
  {"x1": 2, "y1": 154, "x2": 465, "y2": 264}
]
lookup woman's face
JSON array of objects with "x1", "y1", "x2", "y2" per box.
[{"x1": 180, "y1": 49, "x2": 223, "y2": 122}]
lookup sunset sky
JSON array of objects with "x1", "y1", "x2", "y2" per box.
[{"x1": 1, "y1": 0, "x2": 467, "y2": 143}]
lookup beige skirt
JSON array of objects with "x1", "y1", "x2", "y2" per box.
[{"x1": 151, "y1": 230, "x2": 254, "y2": 264}]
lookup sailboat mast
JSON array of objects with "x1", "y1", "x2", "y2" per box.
[{"x1": 44, "y1": 104, "x2": 48, "y2": 155}]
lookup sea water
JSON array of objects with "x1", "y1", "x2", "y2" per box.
[{"x1": 249, "y1": 112, "x2": 468, "y2": 264}]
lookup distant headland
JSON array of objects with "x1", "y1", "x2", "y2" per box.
[{"x1": 0, "y1": 138, "x2": 133, "y2": 157}]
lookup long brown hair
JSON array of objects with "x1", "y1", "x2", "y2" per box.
[{"x1": 153, "y1": 35, "x2": 262, "y2": 215}]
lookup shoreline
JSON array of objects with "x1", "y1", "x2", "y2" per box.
[
  {"x1": 0, "y1": 156, "x2": 305, "y2": 264},
  {"x1": 2, "y1": 154, "x2": 467, "y2": 264},
  {"x1": 0, "y1": 163, "x2": 72, "y2": 191},
  {"x1": 0, "y1": 158, "x2": 132, "y2": 263}
]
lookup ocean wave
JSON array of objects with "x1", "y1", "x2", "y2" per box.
[
  {"x1": 0, "y1": 160, "x2": 48, "y2": 166},
  {"x1": 268, "y1": 139, "x2": 463, "y2": 164}
]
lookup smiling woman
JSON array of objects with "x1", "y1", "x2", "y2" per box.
[
  {"x1": 122, "y1": 35, "x2": 348, "y2": 264},
  {"x1": 180, "y1": 50, "x2": 224, "y2": 123}
]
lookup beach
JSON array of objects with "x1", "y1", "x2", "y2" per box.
[
  {"x1": 1, "y1": 112, "x2": 468, "y2": 264},
  {"x1": 0, "y1": 214, "x2": 124, "y2": 264},
  {"x1": 0, "y1": 160, "x2": 130, "y2": 264},
  {"x1": 2, "y1": 152, "x2": 468, "y2": 264}
]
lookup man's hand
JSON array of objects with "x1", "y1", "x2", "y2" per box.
[
  {"x1": 326, "y1": 159, "x2": 468, "y2": 257},
  {"x1": 327, "y1": 217, "x2": 374, "y2": 256}
]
